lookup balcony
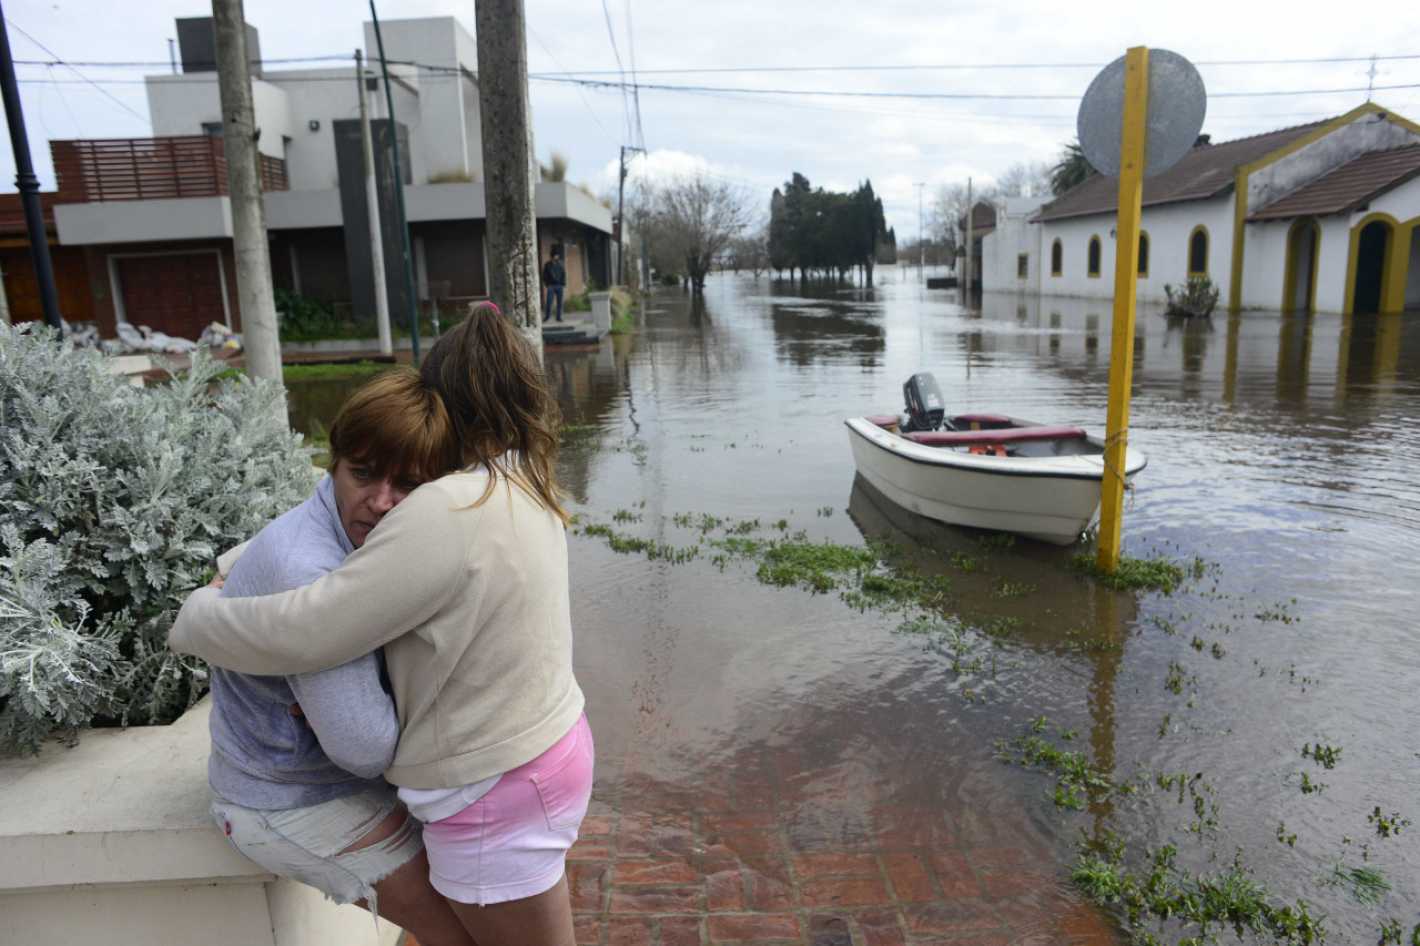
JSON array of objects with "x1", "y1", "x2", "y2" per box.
[{"x1": 51, "y1": 136, "x2": 288, "y2": 203}]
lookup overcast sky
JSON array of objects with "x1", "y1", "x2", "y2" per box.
[{"x1": 4, "y1": 0, "x2": 1420, "y2": 238}]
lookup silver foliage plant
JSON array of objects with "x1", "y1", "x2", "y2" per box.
[{"x1": 0, "y1": 324, "x2": 317, "y2": 754}]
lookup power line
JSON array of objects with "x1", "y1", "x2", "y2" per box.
[
  {"x1": 21, "y1": 70, "x2": 1420, "y2": 104},
  {"x1": 598, "y1": 0, "x2": 631, "y2": 142},
  {"x1": 527, "y1": 53, "x2": 1420, "y2": 76},
  {"x1": 18, "y1": 51, "x2": 1420, "y2": 74},
  {"x1": 623, "y1": 0, "x2": 645, "y2": 150},
  {"x1": 4, "y1": 19, "x2": 148, "y2": 123},
  {"x1": 531, "y1": 75, "x2": 1420, "y2": 102},
  {"x1": 526, "y1": 24, "x2": 617, "y2": 147}
]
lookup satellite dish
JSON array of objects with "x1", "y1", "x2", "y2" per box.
[{"x1": 1077, "y1": 49, "x2": 1207, "y2": 178}]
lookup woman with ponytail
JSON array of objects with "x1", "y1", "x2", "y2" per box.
[{"x1": 171, "y1": 302, "x2": 592, "y2": 946}]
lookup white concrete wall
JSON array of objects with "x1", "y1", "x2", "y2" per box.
[
  {"x1": 265, "y1": 189, "x2": 343, "y2": 229},
  {"x1": 1037, "y1": 196, "x2": 1234, "y2": 305},
  {"x1": 981, "y1": 198, "x2": 1045, "y2": 294},
  {"x1": 146, "y1": 75, "x2": 291, "y2": 161},
  {"x1": 1249, "y1": 112, "x2": 1420, "y2": 210},
  {"x1": 0, "y1": 700, "x2": 398, "y2": 946},
  {"x1": 1315, "y1": 217, "x2": 1354, "y2": 314},
  {"x1": 265, "y1": 68, "x2": 366, "y2": 191},
  {"x1": 55, "y1": 196, "x2": 233, "y2": 245},
  {"x1": 364, "y1": 18, "x2": 481, "y2": 185}
]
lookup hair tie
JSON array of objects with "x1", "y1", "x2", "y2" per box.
[{"x1": 472, "y1": 300, "x2": 502, "y2": 318}]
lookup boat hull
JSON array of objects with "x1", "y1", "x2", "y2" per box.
[{"x1": 845, "y1": 417, "x2": 1147, "y2": 545}]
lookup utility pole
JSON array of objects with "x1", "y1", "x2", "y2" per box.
[
  {"x1": 914, "y1": 181, "x2": 925, "y2": 281},
  {"x1": 965, "y1": 177, "x2": 974, "y2": 298},
  {"x1": 368, "y1": 1, "x2": 420, "y2": 362},
  {"x1": 213, "y1": 0, "x2": 280, "y2": 380},
  {"x1": 356, "y1": 49, "x2": 392, "y2": 356},
  {"x1": 616, "y1": 144, "x2": 645, "y2": 286},
  {"x1": 473, "y1": 0, "x2": 542, "y2": 356},
  {"x1": 0, "y1": 6, "x2": 62, "y2": 333}
]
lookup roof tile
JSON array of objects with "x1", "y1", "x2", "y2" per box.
[
  {"x1": 1033, "y1": 119, "x2": 1331, "y2": 222},
  {"x1": 1247, "y1": 144, "x2": 1420, "y2": 220}
]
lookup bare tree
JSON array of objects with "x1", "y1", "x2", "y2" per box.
[
  {"x1": 648, "y1": 174, "x2": 752, "y2": 293},
  {"x1": 729, "y1": 225, "x2": 769, "y2": 279},
  {"x1": 994, "y1": 161, "x2": 1053, "y2": 198}
]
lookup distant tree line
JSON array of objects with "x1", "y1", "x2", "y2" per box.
[{"x1": 768, "y1": 173, "x2": 895, "y2": 284}]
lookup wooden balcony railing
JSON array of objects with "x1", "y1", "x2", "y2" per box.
[{"x1": 51, "y1": 136, "x2": 289, "y2": 203}]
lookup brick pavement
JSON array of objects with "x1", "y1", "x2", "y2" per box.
[{"x1": 557, "y1": 801, "x2": 1121, "y2": 946}]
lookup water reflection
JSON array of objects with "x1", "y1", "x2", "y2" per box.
[{"x1": 282, "y1": 276, "x2": 1420, "y2": 940}]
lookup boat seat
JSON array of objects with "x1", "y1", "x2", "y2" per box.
[
  {"x1": 904, "y1": 425, "x2": 1087, "y2": 447},
  {"x1": 865, "y1": 414, "x2": 901, "y2": 429},
  {"x1": 950, "y1": 412, "x2": 1014, "y2": 428}
]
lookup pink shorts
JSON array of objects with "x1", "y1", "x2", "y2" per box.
[{"x1": 423, "y1": 714, "x2": 595, "y2": 905}]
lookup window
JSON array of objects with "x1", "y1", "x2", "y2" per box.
[
  {"x1": 1138, "y1": 231, "x2": 1150, "y2": 278},
  {"x1": 1188, "y1": 226, "x2": 1209, "y2": 277},
  {"x1": 1017, "y1": 254, "x2": 1029, "y2": 279},
  {"x1": 1050, "y1": 239, "x2": 1062, "y2": 276},
  {"x1": 1087, "y1": 236, "x2": 1102, "y2": 278}
]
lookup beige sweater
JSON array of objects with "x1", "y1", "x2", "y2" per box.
[{"x1": 170, "y1": 471, "x2": 584, "y2": 790}]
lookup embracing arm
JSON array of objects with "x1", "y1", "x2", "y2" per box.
[
  {"x1": 169, "y1": 485, "x2": 469, "y2": 675},
  {"x1": 289, "y1": 655, "x2": 400, "y2": 778}
]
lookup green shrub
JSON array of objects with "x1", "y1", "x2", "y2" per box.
[
  {"x1": 1164, "y1": 276, "x2": 1220, "y2": 318},
  {"x1": 0, "y1": 325, "x2": 318, "y2": 754}
]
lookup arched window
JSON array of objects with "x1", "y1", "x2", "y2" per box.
[
  {"x1": 1188, "y1": 226, "x2": 1209, "y2": 277},
  {"x1": 1138, "y1": 231, "x2": 1150, "y2": 278},
  {"x1": 1087, "y1": 235, "x2": 1102, "y2": 278},
  {"x1": 1050, "y1": 238, "x2": 1062, "y2": 276}
]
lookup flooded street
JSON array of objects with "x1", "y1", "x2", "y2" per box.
[{"x1": 294, "y1": 272, "x2": 1420, "y2": 944}]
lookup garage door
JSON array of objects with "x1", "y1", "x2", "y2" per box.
[{"x1": 117, "y1": 252, "x2": 227, "y2": 339}]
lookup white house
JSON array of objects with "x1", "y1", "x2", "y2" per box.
[
  {"x1": 3, "y1": 14, "x2": 612, "y2": 339},
  {"x1": 980, "y1": 102, "x2": 1420, "y2": 315}
]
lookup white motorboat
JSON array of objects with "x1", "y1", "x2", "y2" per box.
[{"x1": 845, "y1": 373, "x2": 1147, "y2": 546}]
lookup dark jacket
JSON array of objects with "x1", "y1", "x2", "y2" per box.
[{"x1": 542, "y1": 259, "x2": 566, "y2": 286}]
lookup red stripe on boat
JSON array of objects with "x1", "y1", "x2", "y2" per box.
[{"x1": 904, "y1": 426, "x2": 1087, "y2": 446}]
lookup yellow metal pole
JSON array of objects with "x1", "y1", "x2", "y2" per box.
[{"x1": 1097, "y1": 46, "x2": 1149, "y2": 573}]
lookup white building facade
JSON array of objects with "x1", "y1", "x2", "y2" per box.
[
  {"x1": 981, "y1": 103, "x2": 1420, "y2": 316},
  {"x1": 27, "y1": 15, "x2": 611, "y2": 340}
]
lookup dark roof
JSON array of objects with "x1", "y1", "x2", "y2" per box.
[
  {"x1": 1248, "y1": 144, "x2": 1420, "y2": 220},
  {"x1": 1033, "y1": 119, "x2": 1331, "y2": 222},
  {"x1": 957, "y1": 201, "x2": 997, "y2": 234}
]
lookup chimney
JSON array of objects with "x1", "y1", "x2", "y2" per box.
[{"x1": 175, "y1": 16, "x2": 263, "y2": 78}]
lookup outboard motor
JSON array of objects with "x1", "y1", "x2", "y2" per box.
[{"x1": 900, "y1": 372, "x2": 948, "y2": 432}]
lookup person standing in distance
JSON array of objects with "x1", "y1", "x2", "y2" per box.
[{"x1": 541, "y1": 249, "x2": 566, "y2": 323}]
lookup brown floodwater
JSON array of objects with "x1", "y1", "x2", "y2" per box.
[{"x1": 288, "y1": 270, "x2": 1420, "y2": 944}]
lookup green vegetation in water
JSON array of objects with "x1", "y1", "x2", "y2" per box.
[
  {"x1": 1071, "y1": 552, "x2": 1206, "y2": 594},
  {"x1": 1327, "y1": 863, "x2": 1390, "y2": 905},
  {"x1": 975, "y1": 531, "x2": 1018, "y2": 551},
  {"x1": 577, "y1": 523, "x2": 699, "y2": 564},
  {"x1": 1071, "y1": 841, "x2": 1325, "y2": 946},
  {"x1": 1367, "y1": 807, "x2": 1411, "y2": 839},
  {"x1": 1301, "y1": 742, "x2": 1341, "y2": 770},
  {"x1": 998, "y1": 729, "x2": 1114, "y2": 812},
  {"x1": 282, "y1": 360, "x2": 395, "y2": 383},
  {"x1": 1276, "y1": 822, "x2": 1298, "y2": 847},
  {"x1": 991, "y1": 577, "x2": 1035, "y2": 599},
  {"x1": 559, "y1": 423, "x2": 601, "y2": 447},
  {"x1": 1298, "y1": 771, "x2": 1326, "y2": 796},
  {"x1": 611, "y1": 508, "x2": 642, "y2": 524},
  {"x1": 755, "y1": 541, "x2": 877, "y2": 594}
]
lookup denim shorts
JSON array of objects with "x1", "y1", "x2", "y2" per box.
[
  {"x1": 422, "y1": 714, "x2": 594, "y2": 905},
  {"x1": 210, "y1": 786, "x2": 424, "y2": 912}
]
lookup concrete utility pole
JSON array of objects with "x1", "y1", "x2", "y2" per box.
[
  {"x1": 0, "y1": 6, "x2": 62, "y2": 333},
  {"x1": 355, "y1": 49, "x2": 392, "y2": 356},
  {"x1": 965, "y1": 177, "x2": 974, "y2": 297},
  {"x1": 213, "y1": 0, "x2": 281, "y2": 380},
  {"x1": 473, "y1": 0, "x2": 543, "y2": 356},
  {"x1": 616, "y1": 144, "x2": 645, "y2": 286}
]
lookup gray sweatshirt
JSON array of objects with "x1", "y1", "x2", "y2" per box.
[{"x1": 206, "y1": 475, "x2": 400, "y2": 809}]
